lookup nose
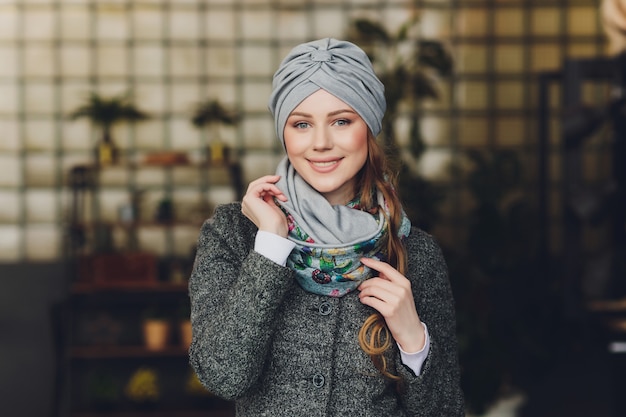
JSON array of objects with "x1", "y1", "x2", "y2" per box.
[{"x1": 312, "y1": 126, "x2": 332, "y2": 150}]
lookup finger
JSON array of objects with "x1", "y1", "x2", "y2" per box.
[
  {"x1": 358, "y1": 288, "x2": 404, "y2": 320},
  {"x1": 247, "y1": 174, "x2": 280, "y2": 187},
  {"x1": 247, "y1": 182, "x2": 287, "y2": 202},
  {"x1": 359, "y1": 281, "x2": 399, "y2": 303},
  {"x1": 359, "y1": 277, "x2": 413, "y2": 312},
  {"x1": 360, "y1": 257, "x2": 406, "y2": 284},
  {"x1": 247, "y1": 176, "x2": 287, "y2": 202},
  {"x1": 359, "y1": 277, "x2": 395, "y2": 293},
  {"x1": 359, "y1": 295, "x2": 392, "y2": 316},
  {"x1": 246, "y1": 175, "x2": 282, "y2": 194}
]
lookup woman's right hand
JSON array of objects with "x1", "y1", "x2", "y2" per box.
[{"x1": 241, "y1": 175, "x2": 289, "y2": 237}]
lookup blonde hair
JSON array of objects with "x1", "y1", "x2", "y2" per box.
[{"x1": 355, "y1": 132, "x2": 408, "y2": 381}]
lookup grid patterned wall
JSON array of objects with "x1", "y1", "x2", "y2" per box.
[{"x1": 0, "y1": 0, "x2": 609, "y2": 261}]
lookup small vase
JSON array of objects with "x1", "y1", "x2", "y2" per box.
[
  {"x1": 142, "y1": 319, "x2": 170, "y2": 351},
  {"x1": 179, "y1": 320, "x2": 192, "y2": 349},
  {"x1": 96, "y1": 136, "x2": 118, "y2": 166}
]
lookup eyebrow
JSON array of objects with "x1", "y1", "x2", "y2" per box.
[{"x1": 288, "y1": 109, "x2": 357, "y2": 118}]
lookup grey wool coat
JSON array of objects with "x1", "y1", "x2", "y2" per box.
[{"x1": 189, "y1": 202, "x2": 464, "y2": 417}]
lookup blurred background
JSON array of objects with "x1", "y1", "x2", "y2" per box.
[{"x1": 1, "y1": 0, "x2": 625, "y2": 416}]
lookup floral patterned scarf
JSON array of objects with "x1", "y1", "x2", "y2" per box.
[{"x1": 275, "y1": 157, "x2": 411, "y2": 297}]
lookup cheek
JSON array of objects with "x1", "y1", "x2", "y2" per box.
[
  {"x1": 285, "y1": 144, "x2": 302, "y2": 163},
  {"x1": 284, "y1": 133, "x2": 302, "y2": 156},
  {"x1": 356, "y1": 146, "x2": 369, "y2": 169},
  {"x1": 348, "y1": 127, "x2": 369, "y2": 156}
]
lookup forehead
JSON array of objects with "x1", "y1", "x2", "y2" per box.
[{"x1": 289, "y1": 89, "x2": 356, "y2": 115}]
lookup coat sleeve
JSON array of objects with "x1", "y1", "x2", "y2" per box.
[
  {"x1": 397, "y1": 229, "x2": 465, "y2": 416},
  {"x1": 188, "y1": 203, "x2": 296, "y2": 400}
]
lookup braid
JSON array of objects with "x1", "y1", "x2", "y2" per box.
[{"x1": 356, "y1": 132, "x2": 407, "y2": 381}]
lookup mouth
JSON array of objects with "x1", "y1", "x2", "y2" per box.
[
  {"x1": 308, "y1": 158, "x2": 342, "y2": 172},
  {"x1": 310, "y1": 160, "x2": 339, "y2": 167}
]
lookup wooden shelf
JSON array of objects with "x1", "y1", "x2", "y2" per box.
[
  {"x1": 71, "y1": 345, "x2": 189, "y2": 359},
  {"x1": 64, "y1": 155, "x2": 239, "y2": 417},
  {"x1": 71, "y1": 408, "x2": 234, "y2": 417},
  {"x1": 588, "y1": 298, "x2": 626, "y2": 312},
  {"x1": 71, "y1": 282, "x2": 188, "y2": 294},
  {"x1": 91, "y1": 160, "x2": 239, "y2": 170},
  {"x1": 73, "y1": 221, "x2": 203, "y2": 229}
]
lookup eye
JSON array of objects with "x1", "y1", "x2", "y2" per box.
[
  {"x1": 293, "y1": 121, "x2": 310, "y2": 129},
  {"x1": 334, "y1": 119, "x2": 351, "y2": 127}
]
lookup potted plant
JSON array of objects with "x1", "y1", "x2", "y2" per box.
[
  {"x1": 190, "y1": 98, "x2": 239, "y2": 164},
  {"x1": 446, "y1": 150, "x2": 562, "y2": 414},
  {"x1": 124, "y1": 366, "x2": 160, "y2": 409},
  {"x1": 141, "y1": 305, "x2": 171, "y2": 351},
  {"x1": 347, "y1": 17, "x2": 452, "y2": 231},
  {"x1": 68, "y1": 91, "x2": 150, "y2": 166},
  {"x1": 87, "y1": 370, "x2": 120, "y2": 411}
]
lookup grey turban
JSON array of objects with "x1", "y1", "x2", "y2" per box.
[{"x1": 268, "y1": 38, "x2": 386, "y2": 145}]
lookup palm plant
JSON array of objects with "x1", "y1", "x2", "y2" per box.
[
  {"x1": 348, "y1": 18, "x2": 452, "y2": 155},
  {"x1": 347, "y1": 18, "x2": 453, "y2": 230},
  {"x1": 190, "y1": 99, "x2": 239, "y2": 164},
  {"x1": 447, "y1": 150, "x2": 564, "y2": 413},
  {"x1": 69, "y1": 91, "x2": 150, "y2": 165},
  {"x1": 191, "y1": 99, "x2": 239, "y2": 129}
]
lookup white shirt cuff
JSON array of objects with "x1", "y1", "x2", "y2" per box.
[
  {"x1": 398, "y1": 322, "x2": 431, "y2": 376},
  {"x1": 254, "y1": 230, "x2": 296, "y2": 266}
]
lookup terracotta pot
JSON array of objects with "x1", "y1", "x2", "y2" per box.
[
  {"x1": 142, "y1": 320, "x2": 170, "y2": 351},
  {"x1": 180, "y1": 320, "x2": 192, "y2": 349}
]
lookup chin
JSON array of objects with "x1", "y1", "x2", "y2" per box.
[{"x1": 309, "y1": 182, "x2": 340, "y2": 194}]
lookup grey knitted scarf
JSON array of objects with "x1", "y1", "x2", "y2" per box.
[{"x1": 275, "y1": 157, "x2": 411, "y2": 297}]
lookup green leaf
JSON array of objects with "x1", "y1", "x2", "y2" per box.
[
  {"x1": 409, "y1": 117, "x2": 426, "y2": 158},
  {"x1": 395, "y1": 15, "x2": 420, "y2": 42},
  {"x1": 320, "y1": 255, "x2": 334, "y2": 271},
  {"x1": 410, "y1": 71, "x2": 439, "y2": 100},
  {"x1": 352, "y1": 19, "x2": 390, "y2": 43},
  {"x1": 191, "y1": 99, "x2": 239, "y2": 128},
  {"x1": 302, "y1": 253, "x2": 312, "y2": 268},
  {"x1": 68, "y1": 91, "x2": 150, "y2": 128},
  {"x1": 417, "y1": 40, "x2": 453, "y2": 76},
  {"x1": 334, "y1": 259, "x2": 353, "y2": 274}
]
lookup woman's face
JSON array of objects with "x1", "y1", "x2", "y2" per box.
[{"x1": 284, "y1": 89, "x2": 369, "y2": 206}]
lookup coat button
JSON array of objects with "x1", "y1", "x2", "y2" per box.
[
  {"x1": 318, "y1": 302, "x2": 332, "y2": 315},
  {"x1": 312, "y1": 373, "x2": 325, "y2": 388}
]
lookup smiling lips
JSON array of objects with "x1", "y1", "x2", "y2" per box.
[{"x1": 308, "y1": 158, "x2": 342, "y2": 172}]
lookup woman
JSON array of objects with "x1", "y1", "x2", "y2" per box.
[{"x1": 189, "y1": 38, "x2": 464, "y2": 416}]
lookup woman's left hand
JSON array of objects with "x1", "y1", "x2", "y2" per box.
[{"x1": 357, "y1": 257, "x2": 425, "y2": 353}]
